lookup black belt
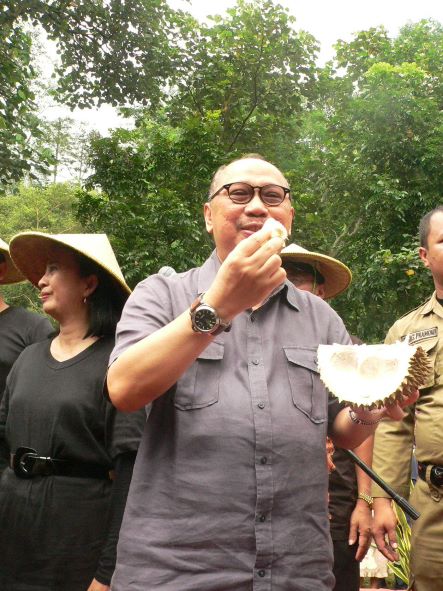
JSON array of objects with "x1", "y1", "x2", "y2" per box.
[
  {"x1": 10, "y1": 447, "x2": 112, "y2": 480},
  {"x1": 417, "y1": 462, "x2": 443, "y2": 487}
]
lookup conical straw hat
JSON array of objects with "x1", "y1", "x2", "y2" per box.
[
  {"x1": 281, "y1": 242, "x2": 352, "y2": 299},
  {"x1": 0, "y1": 237, "x2": 25, "y2": 284},
  {"x1": 9, "y1": 232, "x2": 130, "y2": 300}
]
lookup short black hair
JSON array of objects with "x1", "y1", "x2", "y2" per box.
[
  {"x1": 76, "y1": 252, "x2": 127, "y2": 338},
  {"x1": 282, "y1": 261, "x2": 325, "y2": 284},
  {"x1": 419, "y1": 206, "x2": 443, "y2": 248}
]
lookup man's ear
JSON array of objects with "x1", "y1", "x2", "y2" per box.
[
  {"x1": 285, "y1": 206, "x2": 295, "y2": 237},
  {"x1": 419, "y1": 246, "x2": 430, "y2": 269},
  {"x1": 204, "y1": 202, "x2": 213, "y2": 235},
  {"x1": 315, "y1": 284, "x2": 327, "y2": 300}
]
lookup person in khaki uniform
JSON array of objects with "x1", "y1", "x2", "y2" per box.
[{"x1": 372, "y1": 205, "x2": 443, "y2": 591}]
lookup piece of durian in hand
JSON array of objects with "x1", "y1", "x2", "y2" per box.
[
  {"x1": 262, "y1": 217, "x2": 288, "y2": 244},
  {"x1": 317, "y1": 341, "x2": 431, "y2": 409}
]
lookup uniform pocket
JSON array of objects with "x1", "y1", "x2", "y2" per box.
[
  {"x1": 283, "y1": 346, "x2": 327, "y2": 424},
  {"x1": 174, "y1": 341, "x2": 224, "y2": 410}
]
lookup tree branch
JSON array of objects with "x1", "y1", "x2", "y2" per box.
[
  {"x1": 226, "y1": 33, "x2": 265, "y2": 151},
  {"x1": 330, "y1": 216, "x2": 362, "y2": 253}
]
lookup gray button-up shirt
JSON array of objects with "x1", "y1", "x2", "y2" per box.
[{"x1": 110, "y1": 251, "x2": 350, "y2": 591}]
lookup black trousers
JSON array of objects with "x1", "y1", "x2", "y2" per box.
[{"x1": 332, "y1": 539, "x2": 360, "y2": 591}]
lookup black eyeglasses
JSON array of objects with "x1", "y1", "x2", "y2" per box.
[{"x1": 209, "y1": 182, "x2": 291, "y2": 206}]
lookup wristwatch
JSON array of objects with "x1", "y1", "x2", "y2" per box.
[{"x1": 189, "y1": 293, "x2": 231, "y2": 336}]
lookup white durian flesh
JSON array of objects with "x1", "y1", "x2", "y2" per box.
[
  {"x1": 262, "y1": 217, "x2": 288, "y2": 243},
  {"x1": 317, "y1": 341, "x2": 431, "y2": 409}
]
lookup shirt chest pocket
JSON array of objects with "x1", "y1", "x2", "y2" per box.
[
  {"x1": 173, "y1": 341, "x2": 224, "y2": 410},
  {"x1": 284, "y1": 346, "x2": 327, "y2": 424}
]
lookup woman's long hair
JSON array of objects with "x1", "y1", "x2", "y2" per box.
[{"x1": 76, "y1": 253, "x2": 127, "y2": 338}]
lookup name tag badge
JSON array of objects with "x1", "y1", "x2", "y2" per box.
[{"x1": 404, "y1": 327, "x2": 438, "y2": 345}]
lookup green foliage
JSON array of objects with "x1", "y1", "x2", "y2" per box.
[
  {"x1": 74, "y1": 15, "x2": 443, "y2": 340},
  {"x1": 36, "y1": 118, "x2": 92, "y2": 183},
  {"x1": 76, "y1": 114, "x2": 227, "y2": 286},
  {"x1": 1, "y1": 0, "x2": 183, "y2": 109},
  {"x1": 334, "y1": 26, "x2": 392, "y2": 81},
  {"x1": 0, "y1": 24, "x2": 49, "y2": 187},
  {"x1": 388, "y1": 500, "x2": 412, "y2": 585},
  {"x1": 0, "y1": 282, "x2": 45, "y2": 317},
  {"x1": 3, "y1": 1, "x2": 442, "y2": 342},
  {"x1": 0, "y1": 182, "x2": 82, "y2": 310},
  {"x1": 0, "y1": 0, "x2": 185, "y2": 187},
  {"x1": 0, "y1": 182, "x2": 82, "y2": 238},
  {"x1": 335, "y1": 242, "x2": 432, "y2": 342},
  {"x1": 167, "y1": 0, "x2": 318, "y2": 152},
  {"x1": 73, "y1": 1, "x2": 319, "y2": 286},
  {"x1": 287, "y1": 21, "x2": 443, "y2": 340}
]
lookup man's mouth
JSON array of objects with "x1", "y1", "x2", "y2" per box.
[{"x1": 240, "y1": 223, "x2": 264, "y2": 235}]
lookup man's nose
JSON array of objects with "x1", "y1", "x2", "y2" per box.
[{"x1": 244, "y1": 188, "x2": 268, "y2": 213}]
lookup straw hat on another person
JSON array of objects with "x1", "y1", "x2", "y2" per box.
[
  {"x1": 0, "y1": 238, "x2": 25, "y2": 284},
  {"x1": 281, "y1": 242, "x2": 352, "y2": 299},
  {"x1": 9, "y1": 232, "x2": 130, "y2": 302}
]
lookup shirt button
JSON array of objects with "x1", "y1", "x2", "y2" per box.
[
  {"x1": 251, "y1": 359, "x2": 259, "y2": 365},
  {"x1": 260, "y1": 456, "x2": 268, "y2": 465},
  {"x1": 258, "y1": 569, "x2": 266, "y2": 577},
  {"x1": 257, "y1": 402, "x2": 265, "y2": 409},
  {"x1": 259, "y1": 514, "x2": 266, "y2": 522}
]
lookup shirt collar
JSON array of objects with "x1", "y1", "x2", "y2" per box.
[
  {"x1": 197, "y1": 250, "x2": 222, "y2": 294},
  {"x1": 197, "y1": 250, "x2": 300, "y2": 311},
  {"x1": 283, "y1": 280, "x2": 300, "y2": 310},
  {"x1": 421, "y1": 291, "x2": 443, "y2": 319}
]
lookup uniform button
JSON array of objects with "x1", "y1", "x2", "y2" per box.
[
  {"x1": 251, "y1": 359, "x2": 259, "y2": 365},
  {"x1": 259, "y1": 514, "x2": 266, "y2": 522},
  {"x1": 258, "y1": 569, "x2": 266, "y2": 577},
  {"x1": 257, "y1": 402, "x2": 265, "y2": 409},
  {"x1": 260, "y1": 456, "x2": 268, "y2": 465}
]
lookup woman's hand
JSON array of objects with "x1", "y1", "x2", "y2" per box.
[
  {"x1": 382, "y1": 388, "x2": 419, "y2": 420},
  {"x1": 86, "y1": 578, "x2": 110, "y2": 591}
]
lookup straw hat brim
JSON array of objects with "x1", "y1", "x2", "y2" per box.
[
  {"x1": 281, "y1": 243, "x2": 352, "y2": 299},
  {"x1": 0, "y1": 238, "x2": 25, "y2": 284},
  {"x1": 9, "y1": 232, "x2": 131, "y2": 300}
]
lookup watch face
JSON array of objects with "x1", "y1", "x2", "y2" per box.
[{"x1": 194, "y1": 307, "x2": 217, "y2": 332}]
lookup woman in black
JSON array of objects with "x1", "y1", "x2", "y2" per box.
[{"x1": 0, "y1": 233, "x2": 145, "y2": 591}]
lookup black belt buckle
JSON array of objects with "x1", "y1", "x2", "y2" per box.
[
  {"x1": 13, "y1": 447, "x2": 40, "y2": 479},
  {"x1": 430, "y1": 465, "x2": 443, "y2": 487}
]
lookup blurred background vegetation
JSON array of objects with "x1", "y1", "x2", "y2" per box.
[{"x1": 1, "y1": 1, "x2": 442, "y2": 341}]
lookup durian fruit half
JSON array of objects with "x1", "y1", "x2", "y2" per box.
[{"x1": 317, "y1": 341, "x2": 431, "y2": 409}]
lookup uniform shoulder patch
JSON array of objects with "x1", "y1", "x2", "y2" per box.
[{"x1": 401, "y1": 327, "x2": 438, "y2": 345}]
